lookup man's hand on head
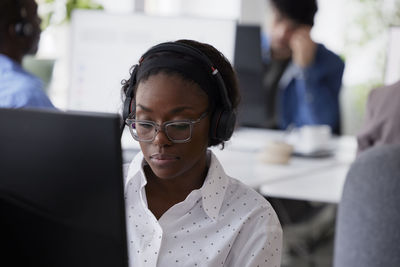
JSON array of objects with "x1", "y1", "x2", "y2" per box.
[{"x1": 289, "y1": 26, "x2": 317, "y2": 68}]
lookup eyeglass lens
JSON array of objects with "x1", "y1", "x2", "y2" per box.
[{"x1": 134, "y1": 121, "x2": 191, "y2": 141}]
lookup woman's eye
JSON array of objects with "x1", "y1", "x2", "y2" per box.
[
  {"x1": 137, "y1": 122, "x2": 154, "y2": 129},
  {"x1": 169, "y1": 123, "x2": 190, "y2": 131}
]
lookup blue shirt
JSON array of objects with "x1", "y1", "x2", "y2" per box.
[
  {"x1": 0, "y1": 54, "x2": 55, "y2": 109},
  {"x1": 262, "y1": 37, "x2": 345, "y2": 134}
]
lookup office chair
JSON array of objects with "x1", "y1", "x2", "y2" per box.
[{"x1": 333, "y1": 144, "x2": 400, "y2": 267}]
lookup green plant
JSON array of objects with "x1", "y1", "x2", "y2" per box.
[
  {"x1": 344, "y1": 0, "x2": 400, "y2": 72},
  {"x1": 339, "y1": 0, "x2": 400, "y2": 133},
  {"x1": 65, "y1": 0, "x2": 103, "y2": 21},
  {"x1": 38, "y1": 0, "x2": 103, "y2": 30}
]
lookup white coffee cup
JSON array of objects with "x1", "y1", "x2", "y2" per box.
[{"x1": 297, "y1": 125, "x2": 332, "y2": 153}]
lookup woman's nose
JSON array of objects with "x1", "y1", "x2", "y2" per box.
[{"x1": 152, "y1": 128, "x2": 173, "y2": 146}]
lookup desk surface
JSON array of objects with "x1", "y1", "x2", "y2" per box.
[
  {"x1": 259, "y1": 163, "x2": 350, "y2": 203},
  {"x1": 213, "y1": 128, "x2": 357, "y2": 203},
  {"x1": 122, "y1": 127, "x2": 357, "y2": 203}
]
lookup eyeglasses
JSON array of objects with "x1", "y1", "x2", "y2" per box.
[{"x1": 125, "y1": 112, "x2": 208, "y2": 143}]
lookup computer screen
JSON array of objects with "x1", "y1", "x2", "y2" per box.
[
  {"x1": 234, "y1": 24, "x2": 269, "y2": 128},
  {"x1": 0, "y1": 108, "x2": 128, "y2": 267}
]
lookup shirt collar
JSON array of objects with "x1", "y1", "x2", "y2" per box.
[
  {"x1": 0, "y1": 54, "x2": 22, "y2": 73},
  {"x1": 125, "y1": 150, "x2": 229, "y2": 221},
  {"x1": 200, "y1": 151, "x2": 229, "y2": 220},
  {"x1": 125, "y1": 152, "x2": 147, "y2": 190}
]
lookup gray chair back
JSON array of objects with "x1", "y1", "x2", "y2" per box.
[{"x1": 333, "y1": 144, "x2": 400, "y2": 267}]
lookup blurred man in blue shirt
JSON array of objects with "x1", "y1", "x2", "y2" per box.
[
  {"x1": 263, "y1": 1, "x2": 344, "y2": 263},
  {"x1": 0, "y1": 0, "x2": 54, "y2": 109},
  {"x1": 263, "y1": 0, "x2": 344, "y2": 134}
]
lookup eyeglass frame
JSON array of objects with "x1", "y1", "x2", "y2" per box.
[{"x1": 125, "y1": 111, "x2": 209, "y2": 143}]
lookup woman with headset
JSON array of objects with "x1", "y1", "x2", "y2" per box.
[{"x1": 121, "y1": 39, "x2": 282, "y2": 266}]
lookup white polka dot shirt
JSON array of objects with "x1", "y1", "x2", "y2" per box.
[{"x1": 124, "y1": 151, "x2": 282, "y2": 267}]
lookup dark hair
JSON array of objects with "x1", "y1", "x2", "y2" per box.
[
  {"x1": 121, "y1": 39, "x2": 240, "y2": 148},
  {"x1": 269, "y1": 0, "x2": 318, "y2": 26},
  {"x1": 0, "y1": 0, "x2": 21, "y2": 44}
]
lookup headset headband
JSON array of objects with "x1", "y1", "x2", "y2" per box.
[
  {"x1": 14, "y1": 0, "x2": 33, "y2": 37},
  {"x1": 138, "y1": 42, "x2": 232, "y2": 110}
]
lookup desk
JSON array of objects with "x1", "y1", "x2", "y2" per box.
[
  {"x1": 122, "y1": 127, "x2": 357, "y2": 203},
  {"x1": 211, "y1": 128, "x2": 357, "y2": 203},
  {"x1": 259, "y1": 163, "x2": 350, "y2": 203}
]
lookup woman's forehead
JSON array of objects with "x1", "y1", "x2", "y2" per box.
[
  {"x1": 135, "y1": 73, "x2": 209, "y2": 109},
  {"x1": 137, "y1": 73, "x2": 207, "y2": 98}
]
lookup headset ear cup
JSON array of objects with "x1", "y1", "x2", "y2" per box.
[
  {"x1": 217, "y1": 110, "x2": 236, "y2": 141},
  {"x1": 122, "y1": 66, "x2": 138, "y2": 121},
  {"x1": 122, "y1": 96, "x2": 132, "y2": 121},
  {"x1": 14, "y1": 23, "x2": 24, "y2": 36},
  {"x1": 210, "y1": 109, "x2": 221, "y2": 143},
  {"x1": 120, "y1": 65, "x2": 138, "y2": 136},
  {"x1": 120, "y1": 95, "x2": 132, "y2": 136},
  {"x1": 210, "y1": 108, "x2": 236, "y2": 142},
  {"x1": 14, "y1": 22, "x2": 33, "y2": 37}
]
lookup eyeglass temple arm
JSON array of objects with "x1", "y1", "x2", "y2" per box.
[{"x1": 120, "y1": 119, "x2": 126, "y2": 138}]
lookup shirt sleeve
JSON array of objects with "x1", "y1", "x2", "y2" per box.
[
  {"x1": 0, "y1": 67, "x2": 55, "y2": 109},
  {"x1": 225, "y1": 204, "x2": 283, "y2": 267},
  {"x1": 12, "y1": 88, "x2": 55, "y2": 109},
  {"x1": 292, "y1": 44, "x2": 345, "y2": 132},
  {"x1": 4, "y1": 76, "x2": 55, "y2": 109}
]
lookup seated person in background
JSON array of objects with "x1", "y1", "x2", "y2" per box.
[
  {"x1": 262, "y1": 2, "x2": 343, "y2": 263},
  {"x1": 357, "y1": 80, "x2": 400, "y2": 153},
  {"x1": 262, "y1": 0, "x2": 344, "y2": 134},
  {"x1": 0, "y1": 0, "x2": 54, "y2": 109},
  {"x1": 121, "y1": 40, "x2": 282, "y2": 266}
]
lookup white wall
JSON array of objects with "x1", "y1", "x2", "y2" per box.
[
  {"x1": 145, "y1": 0, "x2": 240, "y2": 20},
  {"x1": 68, "y1": 11, "x2": 236, "y2": 113}
]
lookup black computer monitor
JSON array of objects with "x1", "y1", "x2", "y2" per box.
[
  {"x1": 0, "y1": 108, "x2": 128, "y2": 267},
  {"x1": 234, "y1": 24, "x2": 269, "y2": 128}
]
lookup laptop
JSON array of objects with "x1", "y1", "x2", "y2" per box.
[{"x1": 0, "y1": 108, "x2": 128, "y2": 267}]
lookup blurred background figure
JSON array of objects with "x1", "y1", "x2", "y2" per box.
[
  {"x1": 261, "y1": 1, "x2": 345, "y2": 265},
  {"x1": 262, "y1": 0, "x2": 344, "y2": 134},
  {"x1": 357, "y1": 80, "x2": 400, "y2": 153},
  {"x1": 0, "y1": 0, "x2": 54, "y2": 109}
]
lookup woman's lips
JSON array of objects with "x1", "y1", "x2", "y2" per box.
[{"x1": 149, "y1": 153, "x2": 179, "y2": 166}]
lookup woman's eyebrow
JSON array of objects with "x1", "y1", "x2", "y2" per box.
[
  {"x1": 136, "y1": 104, "x2": 152, "y2": 112},
  {"x1": 170, "y1": 106, "x2": 196, "y2": 114},
  {"x1": 136, "y1": 104, "x2": 196, "y2": 114}
]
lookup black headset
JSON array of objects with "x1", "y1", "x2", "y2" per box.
[
  {"x1": 121, "y1": 42, "x2": 236, "y2": 143},
  {"x1": 14, "y1": 0, "x2": 34, "y2": 37}
]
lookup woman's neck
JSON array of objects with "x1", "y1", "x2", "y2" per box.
[{"x1": 143, "y1": 154, "x2": 209, "y2": 219}]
